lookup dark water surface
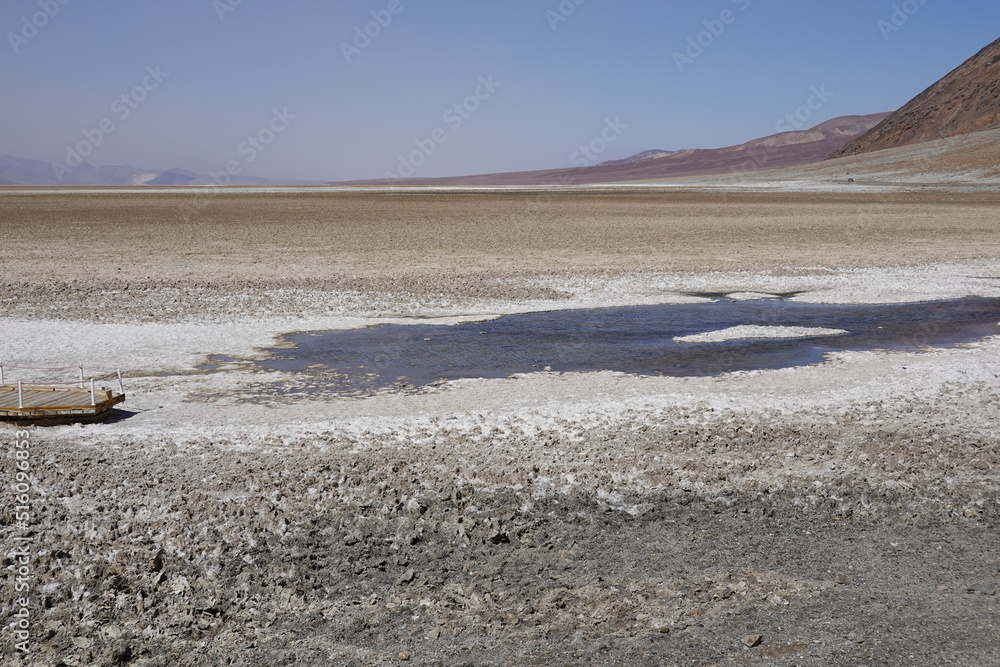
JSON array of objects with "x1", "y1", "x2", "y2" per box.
[{"x1": 236, "y1": 297, "x2": 1000, "y2": 395}]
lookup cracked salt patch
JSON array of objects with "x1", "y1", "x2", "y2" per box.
[{"x1": 673, "y1": 326, "x2": 849, "y2": 344}]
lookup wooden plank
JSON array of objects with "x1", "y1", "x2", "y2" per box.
[
  {"x1": 19, "y1": 390, "x2": 80, "y2": 408},
  {"x1": 0, "y1": 391, "x2": 28, "y2": 408},
  {"x1": 20, "y1": 394, "x2": 53, "y2": 409},
  {"x1": 0, "y1": 385, "x2": 124, "y2": 421},
  {"x1": 29, "y1": 391, "x2": 90, "y2": 409},
  {"x1": 20, "y1": 390, "x2": 59, "y2": 408},
  {"x1": 0, "y1": 388, "x2": 72, "y2": 406},
  {"x1": 0, "y1": 389, "x2": 118, "y2": 411}
]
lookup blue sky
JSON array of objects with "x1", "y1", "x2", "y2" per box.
[{"x1": 2, "y1": 0, "x2": 997, "y2": 181}]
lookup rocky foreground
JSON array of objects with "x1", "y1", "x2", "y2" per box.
[{"x1": 4, "y1": 371, "x2": 999, "y2": 665}]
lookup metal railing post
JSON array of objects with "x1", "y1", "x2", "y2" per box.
[
  {"x1": 0, "y1": 364, "x2": 4, "y2": 386},
  {"x1": 79, "y1": 366, "x2": 85, "y2": 389},
  {"x1": 90, "y1": 378, "x2": 96, "y2": 406},
  {"x1": 117, "y1": 369, "x2": 124, "y2": 394},
  {"x1": 17, "y1": 380, "x2": 23, "y2": 409}
]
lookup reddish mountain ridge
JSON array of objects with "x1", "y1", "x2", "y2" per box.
[
  {"x1": 356, "y1": 114, "x2": 888, "y2": 186},
  {"x1": 831, "y1": 37, "x2": 1000, "y2": 158}
]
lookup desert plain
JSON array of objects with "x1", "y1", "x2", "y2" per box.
[{"x1": 1, "y1": 188, "x2": 1000, "y2": 665}]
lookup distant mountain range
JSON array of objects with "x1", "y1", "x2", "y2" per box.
[
  {"x1": 831, "y1": 37, "x2": 1000, "y2": 158},
  {"x1": 3, "y1": 114, "x2": 883, "y2": 186},
  {"x1": 349, "y1": 113, "x2": 890, "y2": 186},
  {"x1": 5, "y1": 36, "x2": 998, "y2": 188},
  {"x1": 0, "y1": 155, "x2": 314, "y2": 187}
]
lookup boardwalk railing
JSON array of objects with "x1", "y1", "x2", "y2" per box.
[{"x1": 0, "y1": 365, "x2": 125, "y2": 409}]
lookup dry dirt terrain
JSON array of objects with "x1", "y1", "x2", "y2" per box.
[
  {"x1": 3, "y1": 190, "x2": 1000, "y2": 322},
  {"x1": 1, "y1": 189, "x2": 999, "y2": 666}
]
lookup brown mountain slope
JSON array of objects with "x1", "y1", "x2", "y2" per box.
[
  {"x1": 354, "y1": 114, "x2": 887, "y2": 186},
  {"x1": 831, "y1": 37, "x2": 1000, "y2": 158},
  {"x1": 719, "y1": 126, "x2": 1000, "y2": 189}
]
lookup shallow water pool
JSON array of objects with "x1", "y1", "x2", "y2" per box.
[{"x1": 227, "y1": 296, "x2": 1000, "y2": 396}]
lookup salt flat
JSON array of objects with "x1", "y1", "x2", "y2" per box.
[{"x1": 1, "y1": 189, "x2": 998, "y2": 665}]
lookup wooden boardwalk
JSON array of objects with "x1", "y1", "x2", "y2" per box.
[{"x1": 0, "y1": 384, "x2": 125, "y2": 424}]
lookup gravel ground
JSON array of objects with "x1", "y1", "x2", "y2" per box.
[
  {"x1": 3, "y1": 190, "x2": 1000, "y2": 323},
  {"x1": 1, "y1": 189, "x2": 999, "y2": 666}
]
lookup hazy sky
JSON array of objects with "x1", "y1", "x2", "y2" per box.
[{"x1": 2, "y1": 1, "x2": 997, "y2": 182}]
